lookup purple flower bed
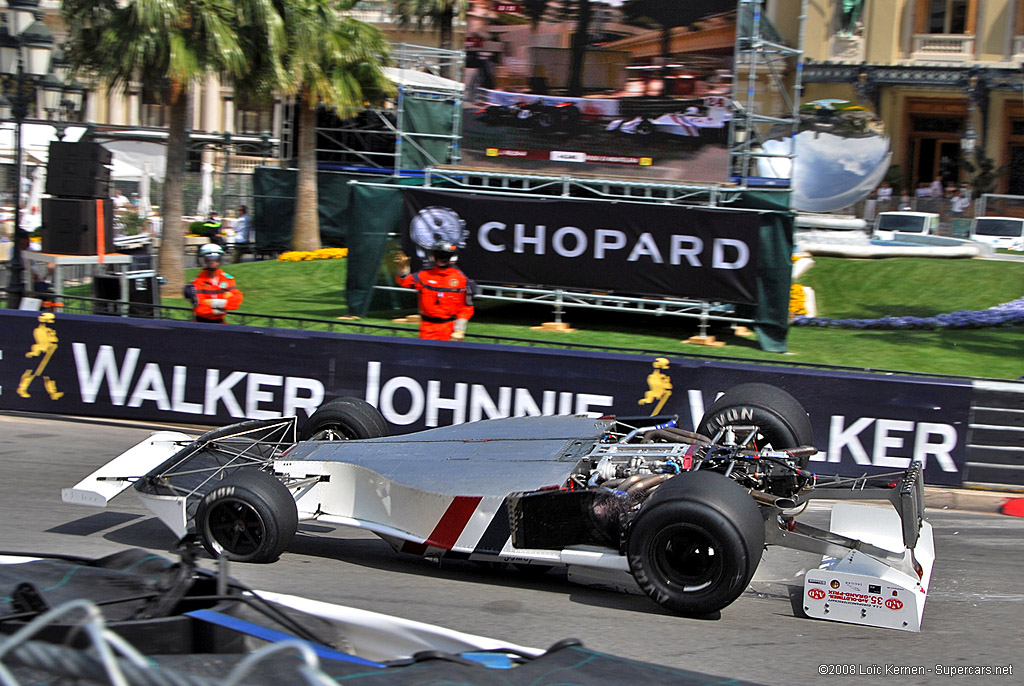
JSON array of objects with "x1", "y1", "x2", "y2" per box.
[{"x1": 792, "y1": 297, "x2": 1024, "y2": 330}]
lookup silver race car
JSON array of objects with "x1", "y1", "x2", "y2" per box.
[{"x1": 64, "y1": 383, "x2": 934, "y2": 631}]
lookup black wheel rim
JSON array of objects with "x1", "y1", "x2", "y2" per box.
[
  {"x1": 205, "y1": 498, "x2": 266, "y2": 558},
  {"x1": 650, "y1": 524, "x2": 723, "y2": 592}
]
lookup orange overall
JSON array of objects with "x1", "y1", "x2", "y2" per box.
[
  {"x1": 396, "y1": 265, "x2": 474, "y2": 340},
  {"x1": 190, "y1": 269, "x2": 243, "y2": 323}
]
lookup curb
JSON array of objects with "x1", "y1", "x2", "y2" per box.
[{"x1": 924, "y1": 487, "x2": 1018, "y2": 514}]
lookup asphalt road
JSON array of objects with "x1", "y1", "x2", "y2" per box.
[{"x1": 1, "y1": 412, "x2": 1021, "y2": 686}]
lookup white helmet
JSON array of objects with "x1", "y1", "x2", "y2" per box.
[{"x1": 199, "y1": 243, "x2": 224, "y2": 266}]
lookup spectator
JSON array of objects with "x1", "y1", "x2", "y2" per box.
[
  {"x1": 393, "y1": 241, "x2": 475, "y2": 341},
  {"x1": 112, "y1": 190, "x2": 130, "y2": 209},
  {"x1": 183, "y1": 243, "x2": 243, "y2": 323},
  {"x1": 16, "y1": 229, "x2": 53, "y2": 294},
  {"x1": 234, "y1": 205, "x2": 252, "y2": 244},
  {"x1": 930, "y1": 176, "x2": 944, "y2": 198},
  {"x1": 951, "y1": 184, "x2": 971, "y2": 215},
  {"x1": 203, "y1": 211, "x2": 225, "y2": 248},
  {"x1": 876, "y1": 181, "x2": 893, "y2": 205}
]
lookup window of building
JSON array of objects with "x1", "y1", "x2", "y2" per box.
[
  {"x1": 234, "y1": 91, "x2": 273, "y2": 136},
  {"x1": 929, "y1": 0, "x2": 966, "y2": 34},
  {"x1": 237, "y1": 107, "x2": 272, "y2": 136},
  {"x1": 140, "y1": 86, "x2": 167, "y2": 128}
]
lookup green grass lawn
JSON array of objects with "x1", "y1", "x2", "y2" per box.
[{"x1": 160, "y1": 255, "x2": 1023, "y2": 380}]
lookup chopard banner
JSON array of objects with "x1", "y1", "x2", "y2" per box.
[
  {"x1": 402, "y1": 188, "x2": 762, "y2": 304},
  {"x1": 1, "y1": 311, "x2": 974, "y2": 486}
]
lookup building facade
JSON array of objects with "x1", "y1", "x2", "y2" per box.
[
  {"x1": 788, "y1": 0, "x2": 1024, "y2": 196},
  {"x1": 26, "y1": 1, "x2": 462, "y2": 177},
  {"x1": 25, "y1": 1, "x2": 1024, "y2": 200}
]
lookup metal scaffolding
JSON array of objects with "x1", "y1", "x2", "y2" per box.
[
  {"x1": 728, "y1": 0, "x2": 806, "y2": 192},
  {"x1": 282, "y1": 44, "x2": 465, "y2": 175}
]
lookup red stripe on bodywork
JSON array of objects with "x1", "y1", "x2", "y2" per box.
[{"x1": 423, "y1": 496, "x2": 483, "y2": 550}]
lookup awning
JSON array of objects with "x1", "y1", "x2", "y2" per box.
[
  {"x1": 101, "y1": 140, "x2": 167, "y2": 181},
  {"x1": 384, "y1": 67, "x2": 464, "y2": 94}
]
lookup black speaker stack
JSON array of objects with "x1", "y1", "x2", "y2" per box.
[{"x1": 42, "y1": 142, "x2": 115, "y2": 255}]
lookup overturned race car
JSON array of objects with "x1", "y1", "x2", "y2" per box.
[{"x1": 63, "y1": 383, "x2": 934, "y2": 632}]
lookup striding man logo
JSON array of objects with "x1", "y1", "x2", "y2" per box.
[
  {"x1": 18, "y1": 312, "x2": 64, "y2": 400},
  {"x1": 638, "y1": 357, "x2": 672, "y2": 415}
]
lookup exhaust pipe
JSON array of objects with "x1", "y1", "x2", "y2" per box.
[{"x1": 748, "y1": 489, "x2": 798, "y2": 510}]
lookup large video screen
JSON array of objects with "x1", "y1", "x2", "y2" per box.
[{"x1": 461, "y1": 1, "x2": 739, "y2": 183}]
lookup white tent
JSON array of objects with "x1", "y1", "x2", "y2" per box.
[
  {"x1": 383, "y1": 67, "x2": 465, "y2": 93},
  {"x1": 0, "y1": 123, "x2": 87, "y2": 173},
  {"x1": 110, "y1": 156, "x2": 145, "y2": 181},
  {"x1": 0, "y1": 122, "x2": 88, "y2": 155},
  {"x1": 101, "y1": 140, "x2": 167, "y2": 182},
  {"x1": 0, "y1": 123, "x2": 158, "y2": 183}
]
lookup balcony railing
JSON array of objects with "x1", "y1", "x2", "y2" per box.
[
  {"x1": 910, "y1": 34, "x2": 974, "y2": 62},
  {"x1": 828, "y1": 34, "x2": 865, "y2": 63},
  {"x1": 1013, "y1": 35, "x2": 1024, "y2": 60}
]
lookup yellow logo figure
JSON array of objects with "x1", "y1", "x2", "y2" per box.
[
  {"x1": 638, "y1": 357, "x2": 672, "y2": 415},
  {"x1": 18, "y1": 312, "x2": 64, "y2": 400}
]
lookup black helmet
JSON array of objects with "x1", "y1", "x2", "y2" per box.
[{"x1": 430, "y1": 241, "x2": 457, "y2": 256}]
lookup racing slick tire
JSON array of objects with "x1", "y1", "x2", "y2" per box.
[
  {"x1": 299, "y1": 397, "x2": 388, "y2": 441},
  {"x1": 696, "y1": 383, "x2": 814, "y2": 464},
  {"x1": 559, "y1": 104, "x2": 581, "y2": 133},
  {"x1": 635, "y1": 119, "x2": 655, "y2": 136},
  {"x1": 530, "y1": 105, "x2": 557, "y2": 131},
  {"x1": 627, "y1": 470, "x2": 765, "y2": 616},
  {"x1": 196, "y1": 469, "x2": 298, "y2": 563}
]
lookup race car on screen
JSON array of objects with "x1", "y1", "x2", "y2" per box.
[
  {"x1": 475, "y1": 99, "x2": 582, "y2": 133},
  {"x1": 63, "y1": 383, "x2": 934, "y2": 631},
  {"x1": 606, "y1": 96, "x2": 732, "y2": 145}
]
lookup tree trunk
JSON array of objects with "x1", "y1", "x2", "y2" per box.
[
  {"x1": 291, "y1": 97, "x2": 320, "y2": 251},
  {"x1": 659, "y1": 27, "x2": 671, "y2": 87},
  {"x1": 158, "y1": 85, "x2": 189, "y2": 297},
  {"x1": 568, "y1": 0, "x2": 591, "y2": 96},
  {"x1": 440, "y1": 7, "x2": 454, "y2": 80}
]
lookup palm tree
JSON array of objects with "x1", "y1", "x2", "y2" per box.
[
  {"x1": 621, "y1": 0, "x2": 736, "y2": 84},
  {"x1": 61, "y1": 0, "x2": 283, "y2": 297},
  {"x1": 257, "y1": 0, "x2": 393, "y2": 251},
  {"x1": 522, "y1": 0, "x2": 548, "y2": 30},
  {"x1": 393, "y1": 0, "x2": 468, "y2": 70},
  {"x1": 566, "y1": 0, "x2": 592, "y2": 97}
]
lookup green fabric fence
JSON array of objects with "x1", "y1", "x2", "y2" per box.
[{"x1": 251, "y1": 167, "x2": 793, "y2": 351}]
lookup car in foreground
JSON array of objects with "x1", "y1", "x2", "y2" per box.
[{"x1": 63, "y1": 383, "x2": 934, "y2": 631}]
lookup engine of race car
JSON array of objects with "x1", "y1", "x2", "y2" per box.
[
  {"x1": 510, "y1": 419, "x2": 818, "y2": 552},
  {"x1": 509, "y1": 430, "x2": 815, "y2": 552},
  {"x1": 574, "y1": 421, "x2": 817, "y2": 502}
]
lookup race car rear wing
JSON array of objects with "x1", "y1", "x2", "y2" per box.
[
  {"x1": 765, "y1": 460, "x2": 934, "y2": 631},
  {"x1": 787, "y1": 460, "x2": 926, "y2": 552}
]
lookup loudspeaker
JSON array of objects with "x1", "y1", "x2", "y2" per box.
[
  {"x1": 92, "y1": 272, "x2": 160, "y2": 318},
  {"x1": 46, "y1": 142, "x2": 113, "y2": 198},
  {"x1": 41, "y1": 198, "x2": 115, "y2": 255},
  {"x1": 126, "y1": 272, "x2": 160, "y2": 318},
  {"x1": 48, "y1": 141, "x2": 113, "y2": 166},
  {"x1": 45, "y1": 168, "x2": 111, "y2": 198}
]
